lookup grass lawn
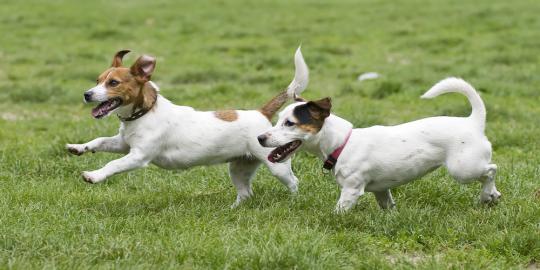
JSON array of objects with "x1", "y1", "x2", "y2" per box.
[{"x1": 1, "y1": 0, "x2": 539, "y2": 268}]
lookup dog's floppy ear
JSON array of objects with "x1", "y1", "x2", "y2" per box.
[
  {"x1": 130, "y1": 55, "x2": 156, "y2": 82},
  {"x1": 306, "y1": 97, "x2": 332, "y2": 120},
  {"x1": 293, "y1": 97, "x2": 332, "y2": 124},
  {"x1": 111, "y1": 50, "x2": 131, "y2": 67}
]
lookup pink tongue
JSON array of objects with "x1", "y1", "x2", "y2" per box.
[
  {"x1": 91, "y1": 108, "x2": 100, "y2": 118},
  {"x1": 268, "y1": 148, "x2": 283, "y2": 163},
  {"x1": 91, "y1": 102, "x2": 108, "y2": 118}
]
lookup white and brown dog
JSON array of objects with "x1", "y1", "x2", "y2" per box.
[
  {"x1": 258, "y1": 75, "x2": 501, "y2": 212},
  {"x1": 66, "y1": 48, "x2": 309, "y2": 207}
]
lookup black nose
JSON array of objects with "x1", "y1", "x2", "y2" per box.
[
  {"x1": 83, "y1": 91, "x2": 92, "y2": 102},
  {"x1": 257, "y1": 135, "x2": 267, "y2": 146}
]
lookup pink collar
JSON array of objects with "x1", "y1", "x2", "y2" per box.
[{"x1": 323, "y1": 129, "x2": 353, "y2": 170}]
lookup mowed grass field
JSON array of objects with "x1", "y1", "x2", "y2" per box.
[{"x1": 1, "y1": 0, "x2": 539, "y2": 268}]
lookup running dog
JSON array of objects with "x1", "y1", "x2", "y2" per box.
[{"x1": 66, "y1": 48, "x2": 308, "y2": 207}]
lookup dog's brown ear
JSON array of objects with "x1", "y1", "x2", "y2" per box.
[
  {"x1": 130, "y1": 55, "x2": 156, "y2": 82},
  {"x1": 111, "y1": 50, "x2": 131, "y2": 67},
  {"x1": 306, "y1": 97, "x2": 332, "y2": 120}
]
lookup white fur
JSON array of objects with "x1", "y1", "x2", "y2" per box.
[
  {"x1": 67, "y1": 96, "x2": 299, "y2": 207},
  {"x1": 85, "y1": 83, "x2": 108, "y2": 103},
  {"x1": 261, "y1": 77, "x2": 501, "y2": 212},
  {"x1": 286, "y1": 46, "x2": 309, "y2": 98},
  {"x1": 67, "y1": 49, "x2": 308, "y2": 207}
]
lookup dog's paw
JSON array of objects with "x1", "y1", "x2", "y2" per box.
[
  {"x1": 288, "y1": 183, "x2": 298, "y2": 194},
  {"x1": 66, "y1": 144, "x2": 88, "y2": 156},
  {"x1": 230, "y1": 201, "x2": 241, "y2": 209},
  {"x1": 334, "y1": 206, "x2": 347, "y2": 214},
  {"x1": 480, "y1": 190, "x2": 502, "y2": 204},
  {"x1": 230, "y1": 194, "x2": 252, "y2": 209},
  {"x1": 82, "y1": 171, "x2": 106, "y2": 184},
  {"x1": 334, "y1": 202, "x2": 352, "y2": 214}
]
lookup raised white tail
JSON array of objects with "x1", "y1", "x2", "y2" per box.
[
  {"x1": 422, "y1": 77, "x2": 486, "y2": 130},
  {"x1": 286, "y1": 46, "x2": 309, "y2": 98},
  {"x1": 259, "y1": 46, "x2": 310, "y2": 120}
]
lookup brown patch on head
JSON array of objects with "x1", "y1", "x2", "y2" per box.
[
  {"x1": 292, "y1": 97, "x2": 332, "y2": 133},
  {"x1": 96, "y1": 53, "x2": 158, "y2": 111},
  {"x1": 296, "y1": 123, "x2": 322, "y2": 133},
  {"x1": 214, "y1": 110, "x2": 238, "y2": 122}
]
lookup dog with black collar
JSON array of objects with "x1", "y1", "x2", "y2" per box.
[{"x1": 66, "y1": 48, "x2": 308, "y2": 207}]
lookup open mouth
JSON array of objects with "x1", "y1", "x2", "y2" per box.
[
  {"x1": 91, "y1": 97, "x2": 122, "y2": 119},
  {"x1": 268, "y1": 140, "x2": 302, "y2": 163}
]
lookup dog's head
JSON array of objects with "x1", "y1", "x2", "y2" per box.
[
  {"x1": 83, "y1": 50, "x2": 157, "y2": 119},
  {"x1": 258, "y1": 97, "x2": 332, "y2": 162}
]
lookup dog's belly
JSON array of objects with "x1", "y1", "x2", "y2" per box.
[
  {"x1": 360, "y1": 145, "x2": 444, "y2": 192},
  {"x1": 364, "y1": 163, "x2": 441, "y2": 192},
  {"x1": 151, "y1": 147, "x2": 248, "y2": 170}
]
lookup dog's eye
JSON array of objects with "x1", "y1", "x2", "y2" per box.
[
  {"x1": 108, "y1": 79, "x2": 119, "y2": 87},
  {"x1": 284, "y1": 120, "x2": 295, "y2": 127}
]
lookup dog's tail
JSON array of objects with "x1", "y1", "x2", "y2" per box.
[
  {"x1": 421, "y1": 77, "x2": 486, "y2": 130},
  {"x1": 259, "y1": 46, "x2": 309, "y2": 120}
]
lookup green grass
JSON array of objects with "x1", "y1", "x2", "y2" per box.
[{"x1": 1, "y1": 0, "x2": 539, "y2": 268}]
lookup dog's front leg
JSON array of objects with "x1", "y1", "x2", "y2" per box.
[
  {"x1": 82, "y1": 149, "x2": 150, "y2": 184},
  {"x1": 66, "y1": 134, "x2": 128, "y2": 155},
  {"x1": 335, "y1": 176, "x2": 366, "y2": 213}
]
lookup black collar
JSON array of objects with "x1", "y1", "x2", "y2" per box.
[{"x1": 117, "y1": 96, "x2": 157, "y2": 122}]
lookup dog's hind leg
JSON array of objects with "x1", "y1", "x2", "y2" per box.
[
  {"x1": 479, "y1": 164, "x2": 501, "y2": 204},
  {"x1": 229, "y1": 159, "x2": 261, "y2": 208},
  {"x1": 446, "y1": 148, "x2": 500, "y2": 204},
  {"x1": 373, "y1": 190, "x2": 396, "y2": 209},
  {"x1": 263, "y1": 159, "x2": 298, "y2": 194},
  {"x1": 67, "y1": 134, "x2": 128, "y2": 155}
]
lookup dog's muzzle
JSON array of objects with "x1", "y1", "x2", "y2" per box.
[
  {"x1": 84, "y1": 91, "x2": 93, "y2": 102},
  {"x1": 257, "y1": 135, "x2": 267, "y2": 146}
]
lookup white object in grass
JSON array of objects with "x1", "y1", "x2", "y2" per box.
[{"x1": 357, "y1": 72, "x2": 380, "y2": 81}]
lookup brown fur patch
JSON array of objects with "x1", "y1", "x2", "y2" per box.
[
  {"x1": 140, "y1": 82, "x2": 158, "y2": 110},
  {"x1": 259, "y1": 90, "x2": 288, "y2": 120},
  {"x1": 294, "y1": 96, "x2": 307, "y2": 102},
  {"x1": 214, "y1": 110, "x2": 238, "y2": 122},
  {"x1": 297, "y1": 123, "x2": 323, "y2": 133},
  {"x1": 96, "y1": 60, "x2": 157, "y2": 111},
  {"x1": 292, "y1": 97, "x2": 332, "y2": 134},
  {"x1": 291, "y1": 109, "x2": 325, "y2": 134}
]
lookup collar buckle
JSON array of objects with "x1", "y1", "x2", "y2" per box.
[{"x1": 323, "y1": 156, "x2": 337, "y2": 170}]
